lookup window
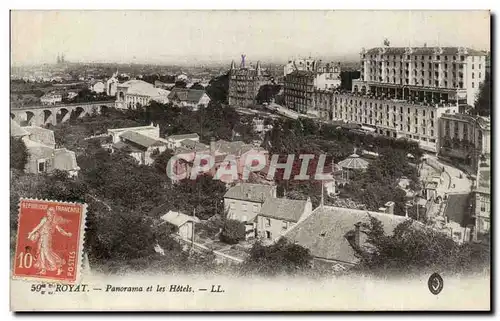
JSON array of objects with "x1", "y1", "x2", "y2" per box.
[
  {"x1": 253, "y1": 204, "x2": 259, "y2": 213},
  {"x1": 266, "y1": 218, "x2": 271, "y2": 227},
  {"x1": 480, "y1": 72, "x2": 482, "y2": 78},
  {"x1": 265, "y1": 231, "x2": 272, "y2": 239},
  {"x1": 479, "y1": 64, "x2": 482, "y2": 69},
  {"x1": 472, "y1": 82, "x2": 475, "y2": 88},
  {"x1": 282, "y1": 221, "x2": 288, "y2": 230},
  {"x1": 37, "y1": 159, "x2": 47, "y2": 173},
  {"x1": 472, "y1": 72, "x2": 475, "y2": 79}
]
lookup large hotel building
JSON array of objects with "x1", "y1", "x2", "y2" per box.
[
  {"x1": 228, "y1": 55, "x2": 270, "y2": 108},
  {"x1": 284, "y1": 46, "x2": 488, "y2": 152}
]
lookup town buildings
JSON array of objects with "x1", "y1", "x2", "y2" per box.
[
  {"x1": 257, "y1": 197, "x2": 312, "y2": 241},
  {"x1": 115, "y1": 79, "x2": 170, "y2": 109},
  {"x1": 40, "y1": 92, "x2": 62, "y2": 105},
  {"x1": 437, "y1": 113, "x2": 490, "y2": 168},
  {"x1": 106, "y1": 71, "x2": 119, "y2": 96},
  {"x1": 284, "y1": 46, "x2": 488, "y2": 153},
  {"x1": 165, "y1": 133, "x2": 200, "y2": 150},
  {"x1": 224, "y1": 183, "x2": 277, "y2": 239},
  {"x1": 284, "y1": 206, "x2": 407, "y2": 271},
  {"x1": 10, "y1": 120, "x2": 80, "y2": 177},
  {"x1": 354, "y1": 46, "x2": 487, "y2": 106},
  {"x1": 89, "y1": 80, "x2": 106, "y2": 94},
  {"x1": 283, "y1": 59, "x2": 342, "y2": 113},
  {"x1": 107, "y1": 123, "x2": 168, "y2": 165},
  {"x1": 167, "y1": 88, "x2": 211, "y2": 110},
  {"x1": 228, "y1": 56, "x2": 270, "y2": 108},
  {"x1": 160, "y1": 210, "x2": 200, "y2": 240},
  {"x1": 473, "y1": 160, "x2": 490, "y2": 240},
  {"x1": 170, "y1": 138, "x2": 268, "y2": 184}
]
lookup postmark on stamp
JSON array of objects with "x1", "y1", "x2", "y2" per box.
[{"x1": 12, "y1": 198, "x2": 87, "y2": 284}]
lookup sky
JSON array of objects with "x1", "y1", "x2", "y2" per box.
[{"x1": 11, "y1": 10, "x2": 491, "y2": 66}]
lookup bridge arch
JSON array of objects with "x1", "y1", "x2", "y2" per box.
[
  {"x1": 56, "y1": 107, "x2": 71, "y2": 124},
  {"x1": 71, "y1": 106, "x2": 86, "y2": 120},
  {"x1": 43, "y1": 110, "x2": 54, "y2": 126},
  {"x1": 25, "y1": 111, "x2": 36, "y2": 126}
]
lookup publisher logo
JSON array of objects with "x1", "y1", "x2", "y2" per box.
[{"x1": 428, "y1": 273, "x2": 444, "y2": 295}]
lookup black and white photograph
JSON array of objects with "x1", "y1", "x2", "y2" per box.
[{"x1": 8, "y1": 9, "x2": 491, "y2": 311}]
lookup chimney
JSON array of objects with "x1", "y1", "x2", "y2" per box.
[
  {"x1": 354, "y1": 222, "x2": 361, "y2": 248},
  {"x1": 384, "y1": 201, "x2": 395, "y2": 215}
]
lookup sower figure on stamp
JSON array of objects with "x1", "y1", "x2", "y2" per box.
[{"x1": 27, "y1": 207, "x2": 72, "y2": 276}]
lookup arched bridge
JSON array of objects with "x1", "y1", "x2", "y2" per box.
[{"x1": 10, "y1": 101, "x2": 115, "y2": 127}]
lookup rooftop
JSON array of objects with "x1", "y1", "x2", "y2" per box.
[
  {"x1": 10, "y1": 120, "x2": 28, "y2": 137},
  {"x1": 120, "y1": 131, "x2": 166, "y2": 148},
  {"x1": 53, "y1": 148, "x2": 80, "y2": 171},
  {"x1": 364, "y1": 46, "x2": 487, "y2": 57},
  {"x1": 119, "y1": 79, "x2": 170, "y2": 97},
  {"x1": 168, "y1": 88, "x2": 207, "y2": 103},
  {"x1": 259, "y1": 198, "x2": 309, "y2": 223},
  {"x1": 224, "y1": 183, "x2": 275, "y2": 203},
  {"x1": 284, "y1": 206, "x2": 408, "y2": 264},
  {"x1": 160, "y1": 210, "x2": 200, "y2": 227},
  {"x1": 167, "y1": 133, "x2": 200, "y2": 141},
  {"x1": 338, "y1": 153, "x2": 369, "y2": 170}
]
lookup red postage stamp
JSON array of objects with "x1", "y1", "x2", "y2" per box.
[{"x1": 13, "y1": 198, "x2": 86, "y2": 283}]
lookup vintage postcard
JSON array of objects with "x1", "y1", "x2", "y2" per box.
[{"x1": 10, "y1": 10, "x2": 491, "y2": 311}]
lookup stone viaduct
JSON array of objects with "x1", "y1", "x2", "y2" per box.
[{"x1": 10, "y1": 101, "x2": 115, "y2": 127}]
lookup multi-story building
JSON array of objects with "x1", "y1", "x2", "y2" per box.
[
  {"x1": 284, "y1": 70, "x2": 315, "y2": 113},
  {"x1": 115, "y1": 80, "x2": 170, "y2": 109},
  {"x1": 285, "y1": 46, "x2": 487, "y2": 153},
  {"x1": 312, "y1": 91, "x2": 458, "y2": 152},
  {"x1": 437, "y1": 113, "x2": 490, "y2": 168},
  {"x1": 284, "y1": 59, "x2": 342, "y2": 113},
  {"x1": 40, "y1": 92, "x2": 63, "y2": 105},
  {"x1": 353, "y1": 46, "x2": 487, "y2": 106},
  {"x1": 473, "y1": 159, "x2": 490, "y2": 240},
  {"x1": 224, "y1": 183, "x2": 277, "y2": 239},
  {"x1": 228, "y1": 55, "x2": 270, "y2": 108}
]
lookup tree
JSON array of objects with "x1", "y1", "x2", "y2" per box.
[
  {"x1": 206, "y1": 73, "x2": 229, "y2": 104},
  {"x1": 219, "y1": 219, "x2": 246, "y2": 244},
  {"x1": 242, "y1": 238, "x2": 312, "y2": 276},
  {"x1": 474, "y1": 71, "x2": 491, "y2": 117},
  {"x1": 10, "y1": 137, "x2": 28, "y2": 171},
  {"x1": 153, "y1": 149, "x2": 174, "y2": 176},
  {"x1": 190, "y1": 83, "x2": 205, "y2": 91},
  {"x1": 350, "y1": 216, "x2": 490, "y2": 276}
]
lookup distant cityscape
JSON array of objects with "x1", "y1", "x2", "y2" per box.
[{"x1": 10, "y1": 11, "x2": 491, "y2": 285}]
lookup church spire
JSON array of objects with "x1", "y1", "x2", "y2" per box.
[
  {"x1": 256, "y1": 61, "x2": 262, "y2": 76},
  {"x1": 230, "y1": 60, "x2": 236, "y2": 71}
]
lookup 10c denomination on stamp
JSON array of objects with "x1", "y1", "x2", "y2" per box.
[{"x1": 13, "y1": 198, "x2": 87, "y2": 284}]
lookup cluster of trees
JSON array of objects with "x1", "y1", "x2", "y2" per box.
[
  {"x1": 340, "y1": 148, "x2": 419, "y2": 216},
  {"x1": 262, "y1": 117, "x2": 422, "y2": 212},
  {"x1": 473, "y1": 71, "x2": 491, "y2": 117},
  {"x1": 241, "y1": 238, "x2": 313, "y2": 276},
  {"x1": 350, "y1": 216, "x2": 490, "y2": 276}
]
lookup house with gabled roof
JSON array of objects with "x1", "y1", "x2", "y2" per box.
[
  {"x1": 224, "y1": 183, "x2": 277, "y2": 239},
  {"x1": 167, "y1": 88, "x2": 210, "y2": 110},
  {"x1": 257, "y1": 197, "x2": 313, "y2": 241},
  {"x1": 283, "y1": 206, "x2": 408, "y2": 271},
  {"x1": 10, "y1": 120, "x2": 80, "y2": 176}
]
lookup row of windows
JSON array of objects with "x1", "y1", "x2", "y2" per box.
[{"x1": 365, "y1": 54, "x2": 467, "y2": 61}]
